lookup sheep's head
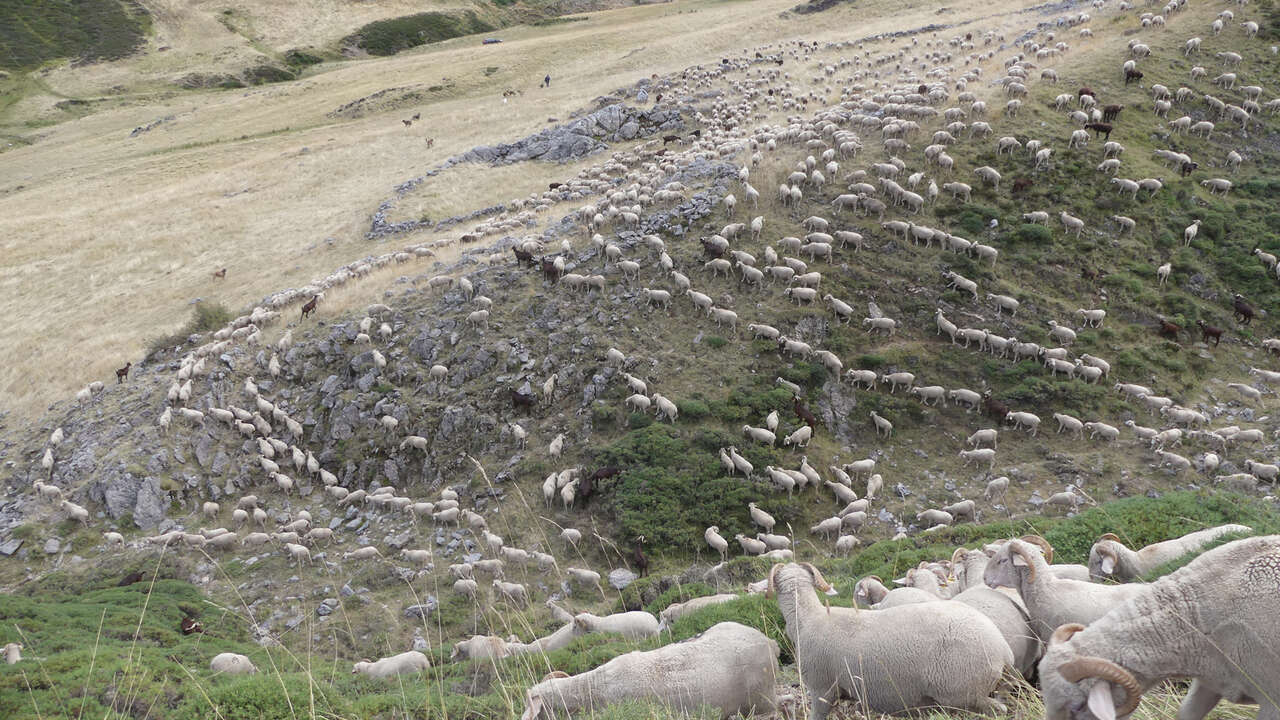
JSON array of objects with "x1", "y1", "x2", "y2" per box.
[
  {"x1": 767, "y1": 562, "x2": 830, "y2": 598},
  {"x1": 1040, "y1": 623, "x2": 1142, "y2": 720},
  {"x1": 1088, "y1": 539, "x2": 1124, "y2": 580},
  {"x1": 985, "y1": 539, "x2": 1039, "y2": 588}
]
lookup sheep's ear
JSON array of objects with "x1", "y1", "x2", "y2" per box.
[
  {"x1": 1011, "y1": 553, "x2": 1028, "y2": 568},
  {"x1": 1087, "y1": 681, "x2": 1118, "y2": 720},
  {"x1": 1100, "y1": 555, "x2": 1116, "y2": 574}
]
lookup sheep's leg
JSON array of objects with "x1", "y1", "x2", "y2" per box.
[{"x1": 1176, "y1": 680, "x2": 1221, "y2": 720}]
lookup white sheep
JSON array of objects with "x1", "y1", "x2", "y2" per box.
[
  {"x1": 520, "y1": 622, "x2": 777, "y2": 719},
  {"x1": 352, "y1": 651, "x2": 431, "y2": 678},
  {"x1": 985, "y1": 539, "x2": 1146, "y2": 645},
  {"x1": 3, "y1": 643, "x2": 21, "y2": 665},
  {"x1": 1041, "y1": 537, "x2": 1280, "y2": 720},
  {"x1": 771, "y1": 563, "x2": 1010, "y2": 719},
  {"x1": 572, "y1": 612, "x2": 659, "y2": 640},
  {"x1": 210, "y1": 652, "x2": 258, "y2": 675}
]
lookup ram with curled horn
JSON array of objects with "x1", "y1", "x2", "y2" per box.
[{"x1": 1040, "y1": 536, "x2": 1280, "y2": 720}]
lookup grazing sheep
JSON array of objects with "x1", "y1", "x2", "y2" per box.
[
  {"x1": 352, "y1": 651, "x2": 431, "y2": 678},
  {"x1": 985, "y1": 539, "x2": 1146, "y2": 645},
  {"x1": 572, "y1": 612, "x2": 659, "y2": 640},
  {"x1": 451, "y1": 635, "x2": 513, "y2": 662},
  {"x1": 1041, "y1": 537, "x2": 1280, "y2": 720},
  {"x1": 210, "y1": 653, "x2": 258, "y2": 675},
  {"x1": 519, "y1": 622, "x2": 777, "y2": 719},
  {"x1": 705, "y1": 526, "x2": 729, "y2": 561},
  {"x1": 1088, "y1": 524, "x2": 1252, "y2": 582},
  {"x1": 770, "y1": 563, "x2": 1011, "y2": 719}
]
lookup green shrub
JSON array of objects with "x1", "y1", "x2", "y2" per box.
[
  {"x1": 627, "y1": 412, "x2": 652, "y2": 429},
  {"x1": 346, "y1": 12, "x2": 496, "y2": 56},
  {"x1": 242, "y1": 65, "x2": 295, "y2": 85},
  {"x1": 592, "y1": 402, "x2": 616, "y2": 427},
  {"x1": 0, "y1": 0, "x2": 150, "y2": 71},
  {"x1": 146, "y1": 302, "x2": 233, "y2": 357},
  {"x1": 677, "y1": 398, "x2": 710, "y2": 420},
  {"x1": 704, "y1": 335, "x2": 728, "y2": 349},
  {"x1": 1011, "y1": 223, "x2": 1053, "y2": 244},
  {"x1": 667, "y1": 594, "x2": 792, "y2": 663},
  {"x1": 283, "y1": 49, "x2": 324, "y2": 67}
]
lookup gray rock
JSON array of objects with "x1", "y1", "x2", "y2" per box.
[
  {"x1": 608, "y1": 568, "x2": 639, "y2": 590},
  {"x1": 317, "y1": 599, "x2": 338, "y2": 616},
  {"x1": 43, "y1": 538, "x2": 61, "y2": 555},
  {"x1": 403, "y1": 597, "x2": 438, "y2": 619},
  {"x1": 0, "y1": 539, "x2": 22, "y2": 556},
  {"x1": 340, "y1": 583, "x2": 355, "y2": 597}
]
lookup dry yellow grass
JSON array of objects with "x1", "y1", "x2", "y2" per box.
[{"x1": 0, "y1": 0, "x2": 1041, "y2": 419}]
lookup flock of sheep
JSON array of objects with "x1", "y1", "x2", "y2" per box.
[{"x1": 15, "y1": 0, "x2": 1280, "y2": 715}]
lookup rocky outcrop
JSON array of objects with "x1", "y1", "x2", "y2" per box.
[{"x1": 455, "y1": 104, "x2": 683, "y2": 166}]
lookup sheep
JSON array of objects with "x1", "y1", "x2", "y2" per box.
[
  {"x1": 917, "y1": 508, "x2": 955, "y2": 528},
  {"x1": 985, "y1": 476, "x2": 1010, "y2": 503},
  {"x1": 519, "y1": 621, "x2": 777, "y2": 720},
  {"x1": 748, "y1": 503, "x2": 775, "y2": 532},
  {"x1": 656, "y1": 595, "x2": 739, "y2": 630},
  {"x1": 705, "y1": 526, "x2": 729, "y2": 561},
  {"x1": 958, "y1": 448, "x2": 996, "y2": 471},
  {"x1": 965, "y1": 428, "x2": 998, "y2": 450},
  {"x1": 985, "y1": 539, "x2": 1147, "y2": 646},
  {"x1": 61, "y1": 500, "x2": 89, "y2": 526},
  {"x1": 987, "y1": 293, "x2": 1020, "y2": 316},
  {"x1": 1060, "y1": 211, "x2": 1085, "y2": 238},
  {"x1": 862, "y1": 316, "x2": 896, "y2": 335},
  {"x1": 1006, "y1": 410, "x2": 1041, "y2": 435},
  {"x1": 1088, "y1": 524, "x2": 1252, "y2": 584},
  {"x1": 210, "y1": 653, "x2": 258, "y2": 675},
  {"x1": 1084, "y1": 421, "x2": 1120, "y2": 442},
  {"x1": 3, "y1": 643, "x2": 21, "y2": 665},
  {"x1": 1040, "y1": 537, "x2": 1280, "y2": 720},
  {"x1": 572, "y1": 611, "x2": 659, "y2": 640},
  {"x1": 880, "y1": 371, "x2": 914, "y2": 393},
  {"x1": 870, "y1": 411, "x2": 893, "y2": 438},
  {"x1": 736, "y1": 534, "x2": 767, "y2": 555},
  {"x1": 451, "y1": 635, "x2": 513, "y2": 662},
  {"x1": 741, "y1": 425, "x2": 776, "y2": 446},
  {"x1": 493, "y1": 579, "x2": 529, "y2": 607},
  {"x1": 910, "y1": 385, "x2": 946, "y2": 406},
  {"x1": 770, "y1": 563, "x2": 1010, "y2": 719},
  {"x1": 352, "y1": 651, "x2": 431, "y2": 679}
]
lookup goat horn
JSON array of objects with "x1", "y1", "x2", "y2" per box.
[
  {"x1": 1020, "y1": 534, "x2": 1055, "y2": 563},
  {"x1": 1050, "y1": 623, "x2": 1086, "y2": 646},
  {"x1": 542, "y1": 671, "x2": 570, "y2": 680},
  {"x1": 1098, "y1": 532, "x2": 1123, "y2": 544},
  {"x1": 951, "y1": 547, "x2": 966, "y2": 566},
  {"x1": 800, "y1": 562, "x2": 831, "y2": 591},
  {"x1": 1012, "y1": 540, "x2": 1039, "y2": 583},
  {"x1": 1057, "y1": 656, "x2": 1142, "y2": 717},
  {"x1": 766, "y1": 562, "x2": 783, "y2": 598}
]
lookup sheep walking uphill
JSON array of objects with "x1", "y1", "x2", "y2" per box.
[{"x1": 770, "y1": 563, "x2": 1010, "y2": 719}]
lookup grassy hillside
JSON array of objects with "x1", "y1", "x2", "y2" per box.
[
  {"x1": 0, "y1": 0, "x2": 150, "y2": 72},
  {"x1": 4, "y1": 0, "x2": 1280, "y2": 717},
  {"x1": 1, "y1": 492, "x2": 1268, "y2": 719}
]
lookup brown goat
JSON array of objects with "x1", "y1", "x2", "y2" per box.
[
  {"x1": 1102, "y1": 104, "x2": 1124, "y2": 122},
  {"x1": 1085, "y1": 122, "x2": 1113, "y2": 139},
  {"x1": 116, "y1": 362, "x2": 132, "y2": 383},
  {"x1": 982, "y1": 391, "x2": 1009, "y2": 420},
  {"x1": 793, "y1": 398, "x2": 818, "y2": 428},
  {"x1": 1158, "y1": 319, "x2": 1182, "y2": 339},
  {"x1": 212, "y1": 268, "x2": 226, "y2": 279},
  {"x1": 1196, "y1": 320, "x2": 1223, "y2": 346},
  {"x1": 1233, "y1": 294, "x2": 1256, "y2": 324},
  {"x1": 300, "y1": 294, "x2": 319, "y2": 319},
  {"x1": 1124, "y1": 69, "x2": 1144, "y2": 85}
]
